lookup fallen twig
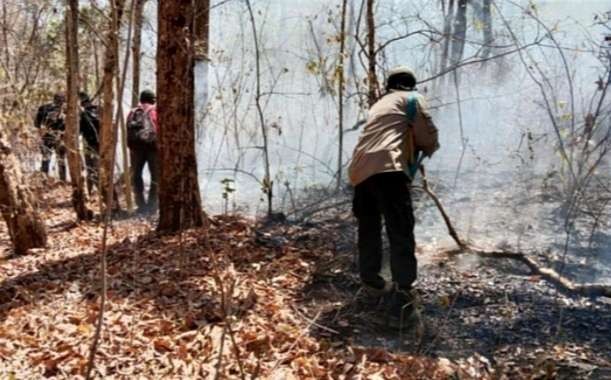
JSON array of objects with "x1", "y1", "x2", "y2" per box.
[{"x1": 291, "y1": 305, "x2": 340, "y2": 335}]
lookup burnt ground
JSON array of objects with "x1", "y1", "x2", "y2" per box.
[{"x1": 267, "y1": 209, "x2": 611, "y2": 379}]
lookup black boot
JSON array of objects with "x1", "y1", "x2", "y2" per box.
[
  {"x1": 58, "y1": 163, "x2": 67, "y2": 182},
  {"x1": 387, "y1": 287, "x2": 422, "y2": 331},
  {"x1": 41, "y1": 160, "x2": 50, "y2": 175},
  {"x1": 361, "y1": 274, "x2": 393, "y2": 297}
]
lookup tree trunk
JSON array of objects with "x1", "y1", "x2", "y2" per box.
[
  {"x1": 450, "y1": 0, "x2": 467, "y2": 67},
  {"x1": 245, "y1": 0, "x2": 273, "y2": 217},
  {"x1": 481, "y1": 0, "x2": 493, "y2": 59},
  {"x1": 118, "y1": 0, "x2": 138, "y2": 213},
  {"x1": 99, "y1": 0, "x2": 124, "y2": 214},
  {"x1": 366, "y1": 0, "x2": 379, "y2": 106},
  {"x1": 193, "y1": 0, "x2": 210, "y2": 129},
  {"x1": 0, "y1": 130, "x2": 47, "y2": 255},
  {"x1": 337, "y1": 0, "x2": 348, "y2": 190},
  {"x1": 438, "y1": 0, "x2": 455, "y2": 79},
  {"x1": 157, "y1": 0, "x2": 205, "y2": 232},
  {"x1": 131, "y1": 0, "x2": 145, "y2": 108},
  {"x1": 65, "y1": 0, "x2": 92, "y2": 221},
  {"x1": 194, "y1": 0, "x2": 210, "y2": 60}
]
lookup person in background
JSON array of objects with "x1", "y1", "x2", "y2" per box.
[
  {"x1": 126, "y1": 90, "x2": 159, "y2": 214},
  {"x1": 79, "y1": 92, "x2": 101, "y2": 195},
  {"x1": 348, "y1": 66, "x2": 440, "y2": 329},
  {"x1": 34, "y1": 93, "x2": 66, "y2": 180}
]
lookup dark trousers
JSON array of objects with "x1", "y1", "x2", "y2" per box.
[
  {"x1": 84, "y1": 142, "x2": 99, "y2": 195},
  {"x1": 130, "y1": 144, "x2": 159, "y2": 210},
  {"x1": 353, "y1": 171, "x2": 417, "y2": 290},
  {"x1": 40, "y1": 133, "x2": 66, "y2": 181}
]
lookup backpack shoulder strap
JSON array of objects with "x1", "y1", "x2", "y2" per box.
[
  {"x1": 405, "y1": 92, "x2": 419, "y2": 123},
  {"x1": 404, "y1": 92, "x2": 420, "y2": 177}
]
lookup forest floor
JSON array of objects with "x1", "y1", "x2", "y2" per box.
[{"x1": 0, "y1": 180, "x2": 610, "y2": 379}]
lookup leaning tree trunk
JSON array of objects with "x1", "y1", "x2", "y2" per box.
[
  {"x1": 366, "y1": 0, "x2": 379, "y2": 107},
  {"x1": 65, "y1": 0, "x2": 92, "y2": 221},
  {"x1": 0, "y1": 131, "x2": 47, "y2": 254},
  {"x1": 99, "y1": 0, "x2": 124, "y2": 214},
  {"x1": 157, "y1": 0, "x2": 205, "y2": 232}
]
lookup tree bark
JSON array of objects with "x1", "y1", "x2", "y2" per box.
[
  {"x1": 245, "y1": 0, "x2": 272, "y2": 217},
  {"x1": 366, "y1": 0, "x2": 379, "y2": 106},
  {"x1": 481, "y1": 0, "x2": 493, "y2": 59},
  {"x1": 0, "y1": 130, "x2": 47, "y2": 255},
  {"x1": 438, "y1": 0, "x2": 454, "y2": 82},
  {"x1": 131, "y1": 0, "x2": 145, "y2": 108},
  {"x1": 450, "y1": 0, "x2": 467, "y2": 67},
  {"x1": 193, "y1": 0, "x2": 210, "y2": 129},
  {"x1": 99, "y1": 0, "x2": 125, "y2": 214},
  {"x1": 157, "y1": 0, "x2": 205, "y2": 232},
  {"x1": 337, "y1": 0, "x2": 348, "y2": 190},
  {"x1": 65, "y1": 0, "x2": 92, "y2": 221},
  {"x1": 118, "y1": 0, "x2": 138, "y2": 213},
  {"x1": 193, "y1": 0, "x2": 210, "y2": 61}
]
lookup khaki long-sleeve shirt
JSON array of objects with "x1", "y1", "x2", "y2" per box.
[{"x1": 348, "y1": 90, "x2": 439, "y2": 186}]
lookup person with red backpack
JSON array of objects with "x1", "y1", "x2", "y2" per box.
[{"x1": 127, "y1": 90, "x2": 159, "y2": 214}]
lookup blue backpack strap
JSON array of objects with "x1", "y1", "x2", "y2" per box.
[
  {"x1": 406, "y1": 92, "x2": 418, "y2": 123},
  {"x1": 405, "y1": 92, "x2": 421, "y2": 179}
]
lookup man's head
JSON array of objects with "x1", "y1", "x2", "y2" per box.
[
  {"x1": 140, "y1": 90, "x2": 156, "y2": 105},
  {"x1": 385, "y1": 66, "x2": 417, "y2": 91},
  {"x1": 79, "y1": 91, "x2": 91, "y2": 106},
  {"x1": 53, "y1": 93, "x2": 65, "y2": 105}
]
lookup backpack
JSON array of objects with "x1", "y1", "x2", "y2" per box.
[
  {"x1": 44, "y1": 104, "x2": 65, "y2": 131},
  {"x1": 127, "y1": 107, "x2": 156, "y2": 147}
]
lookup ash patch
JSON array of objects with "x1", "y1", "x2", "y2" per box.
[{"x1": 285, "y1": 212, "x2": 611, "y2": 379}]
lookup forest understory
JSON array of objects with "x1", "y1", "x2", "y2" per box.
[{"x1": 0, "y1": 178, "x2": 610, "y2": 379}]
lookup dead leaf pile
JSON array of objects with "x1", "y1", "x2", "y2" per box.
[{"x1": 0, "y1": 184, "x2": 468, "y2": 379}]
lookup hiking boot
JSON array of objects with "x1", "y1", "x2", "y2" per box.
[
  {"x1": 355, "y1": 276, "x2": 393, "y2": 314},
  {"x1": 387, "y1": 287, "x2": 422, "y2": 331},
  {"x1": 361, "y1": 275, "x2": 394, "y2": 297}
]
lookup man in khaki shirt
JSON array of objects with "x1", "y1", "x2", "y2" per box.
[{"x1": 348, "y1": 66, "x2": 439, "y2": 328}]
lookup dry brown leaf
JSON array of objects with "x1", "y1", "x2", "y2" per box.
[{"x1": 153, "y1": 338, "x2": 173, "y2": 353}]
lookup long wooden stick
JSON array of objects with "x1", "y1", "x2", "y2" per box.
[
  {"x1": 420, "y1": 166, "x2": 610, "y2": 298},
  {"x1": 419, "y1": 166, "x2": 466, "y2": 249},
  {"x1": 462, "y1": 247, "x2": 611, "y2": 298}
]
